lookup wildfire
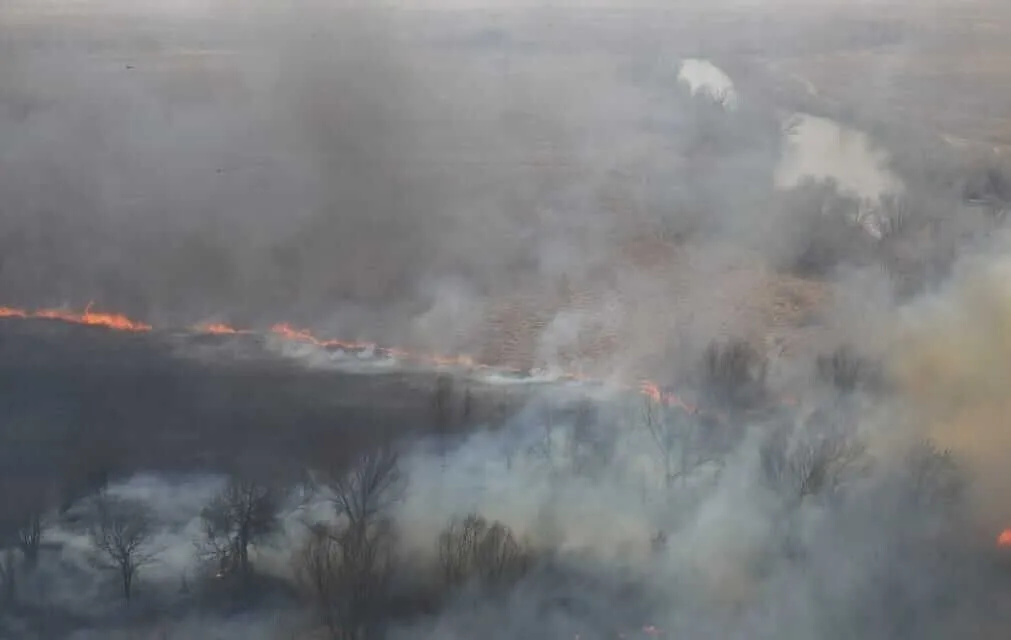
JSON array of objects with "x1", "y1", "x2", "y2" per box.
[
  {"x1": 998, "y1": 529, "x2": 1011, "y2": 547},
  {"x1": 0, "y1": 307, "x2": 28, "y2": 319},
  {"x1": 639, "y1": 380, "x2": 698, "y2": 414},
  {"x1": 0, "y1": 303, "x2": 700, "y2": 409},
  {"x1": 199, "y1": 323, "x2": 252, "y2": 335},
  {"x1": 270, "y1": 322, "x2": 376, "y2": 352},
  {"x1": 1, "y1": 302, "x2": 151, "y2": 331}
]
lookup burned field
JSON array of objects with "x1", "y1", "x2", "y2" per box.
[
  {"x1": 6, "y1": 1, "x2": 1011, "y2": 639},
  {"x1": 0, "y1": 317, "x2": 542, "y2": 483},
  {"x1": 3, "y1": 310, "x2": 1011, "y2": 640}
]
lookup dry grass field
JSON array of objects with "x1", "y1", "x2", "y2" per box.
[
  {"x1": 467, "y1": 1, "x2": 1011, "y2": 378},
  {"x1": 758, "y1": 1, "x2": 1011, "y2": 153}
]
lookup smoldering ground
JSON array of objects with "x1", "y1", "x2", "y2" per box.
[
  {"x1": 891, "y1": 236, "x2": 1011, "y2": 537},
  {"x1": 9, "y1": 348, "x2": 1011, "y2": 639},
  {"x1": 4, "y1": 0, "x2": 1011, "y2": 639}
]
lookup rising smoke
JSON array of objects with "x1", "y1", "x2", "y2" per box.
[
  {"x1": 3, "y1": 1, "x2": 1011, "y2": 639},
  {"x1": 0, "y1": 0, "x2": 871, "y2": 371}
]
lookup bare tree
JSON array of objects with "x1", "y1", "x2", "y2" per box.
[
  {"x1": 0, "y1": 499, "x2": 49, "y2": 605},
  {"x1": 296, "y1": 516, "x2": 398, "y2": 640},
  {"x1": 641, "y1": 396, "x2": 676, "y2": 489},
  {"x1": 0, "y1": 473, "x2": 57, "y2": 574},
  {"x1": 760, "y1": 414, "x2": 867, "y2": 505},
  {"x1": 199, "y1": 476, "x2": 282, "y2": 581},
  {"x1": 816, "y1": 344, "x2": 868, "y2": 393},
  {"x1": 780, "y1": 179, "x2": 869, "y2": 277},
  {"x1": 13, "y1": 481, "x2": 57, "y2": 570},
  {"x1": 298, "y1": 446, "x2": 404, "y2": 639},
  {"x1": 294, "y1": 522, "x2": 344, "y2": 637},
  {"x1": 700, "y1": 339, "x2": 767, "y2": 408},
  {"x1": 901, "y1": 439, "x2": 963, "y2": 510},
  {"x1": 0, "y1": 480, "x2": 20, "y2": 608},
  {"x1": 87, "y1": 494, "x2": 159, "y2": 603},
  {"x1": 876, "y1": 193, "x2": 915, "y2": 243},
  {"x1": 641, "y1": 396, "x2": 721, "y2": 490},
  {"x1": 567, "y1": 399, "x2": 612, "y2": 477},
  {"x1": 527, "y1": 401, "x2": 560, "y2": 469},
  {"x1": 328, "y1": 446, "x2": 403, "y2": 533},
  {"x1": 0, "y1": 548, "x2": 16, "y2": 607},
  {"x1": 437, "y1": 513, "x2": 531, "y2": 590},
  {"x1": 16, "y1": 515, "x2": 42, "y2": 572}
]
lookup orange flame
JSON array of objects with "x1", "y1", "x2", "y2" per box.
[
  {"x1": 269, "y1": 322, "x2": 375, "y2": 352},
  {"x1": 198, "y1": 323, "x2": 252, "y2": 335},
  {"x1": 639, "y1": 381, "x2": 697, "y2": 414},
  {"x1": 1, "y1": 303, "x2": 706, "y2": 410},
  {"x1": 998, "y1": 529, "x2": 1011, "y2": 547},
  {"x1": 2, "y1": 302, "x2": 151, "y2": 331},
  {"x1": 0, "y1": 307, "x2": 29, "y2": 319}
]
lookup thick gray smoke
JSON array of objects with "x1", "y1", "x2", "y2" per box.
[
  {"x1": 1, "y1": 1, "x2": 439, "y2": 331},
  {"x1": 5, "y1": 1, "x2": 1011, "y2": 639},
  {"x1": 3, "y1": 0, "x2": 679, "y2": 352},
  {"x1": 0, "y1": 0, "x2": 917, "y2": 375}
]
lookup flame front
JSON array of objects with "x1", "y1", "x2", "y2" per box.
[
  {"x1": 0, "y1": 307, "x2": 28, "y2": 319},
  {"x1": 998, "y1": 529, "x2": 1011, "y2": 547},
  {"x1": 639, "y1": 381, "x2": 697, "y2": 414},
  {"x1": 0, "y1": 303, "x2": 698, "y2": 409},
  {"x1": 200, "y1": 323, "x2": 251, "y2": 335},
  {"x1": 1, "y1": 303, "x2": 151, "y2": 331},
  {"x1": 270, "y1": 322, "x2": 375, "y2": 352}
]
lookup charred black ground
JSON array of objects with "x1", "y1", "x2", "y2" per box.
[
  {"x1": 6, "y1": 1, "x2": 1011, "y2": 639},
  {"x1": 0, "y1": 318, "x2": 546, "y2": 484}
]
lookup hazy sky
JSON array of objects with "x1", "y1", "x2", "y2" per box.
[{"x1": 0, "y1": 0, "x2": 956, "y2": 15}]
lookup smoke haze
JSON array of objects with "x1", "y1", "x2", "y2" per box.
[
  {"x1": 892, "y1": 237, "x2": 1011, "y2": 534},
  {"x1": 4, "y1": 1, "x2": 1011, "y2": 639},
  {"x1": 0, "y1": 0, "x2": 920, "y2": 374}
]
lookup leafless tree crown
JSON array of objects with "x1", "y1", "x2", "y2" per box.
[
  {"x1": 200, "y1": 477, "x2": 282, "y2": 580},
  {"x1": 296, "y1": 446, "x2": 404, "y2": 640},
  {"x1": 328, "y1": 447, "x2": 403, "y2": 532},
  {"x1": 761, "y1": 416, "x2": 868, "y2": 504},
  {"x1": 87, "y1": 493, "x2": 159, "y2": 602},
  {"x1": 700, "y1": 339, "x2": 767, "y2": 408},
  {"x1": 437, "y1": 513, "x2": 532, "y2": 590}
]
